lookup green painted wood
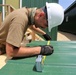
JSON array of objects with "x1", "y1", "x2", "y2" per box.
[{"x1": 0, "y1": 0, "x2": 2, "y2": 11}]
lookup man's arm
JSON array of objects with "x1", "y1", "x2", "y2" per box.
[
  {"x1": 6, "y1": 43, "x2": 41, "y2": 57},
  {"x1": 6, "y1": 42, "x2": 53, "y2": 58},
  {"x1": 29, "y1": 25, "x2": 46, "y2": 35},
  {"x1": 29, "y1": 25, "x2": 52, "y2": 40}
]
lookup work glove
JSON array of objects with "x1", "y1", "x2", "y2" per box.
[
  {"x1": 40, "y1": 45, "x2": 54, "y2": 56},
  {"x1": 43, "y1": 34, "x2": 52, "y2": 40}
]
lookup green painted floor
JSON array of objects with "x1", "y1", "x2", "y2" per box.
[{"x1": 0, "y1": 41, "x2": 76, "y2": 75}]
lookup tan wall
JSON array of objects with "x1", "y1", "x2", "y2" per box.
[
  {"x1": 5, "y1": 0, "x2": 20, "y2": 9},
  {"x1": 0, "y1": 12, "x2": 2, "y2": 25}
]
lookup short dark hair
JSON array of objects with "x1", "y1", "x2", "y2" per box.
[{"x1": 41, "y1": 6, "x2": 48, "y2": 19}]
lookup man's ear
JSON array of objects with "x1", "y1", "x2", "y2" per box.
[{"x1": 39, "y1": 12, "x2": 44, "y2": 17}]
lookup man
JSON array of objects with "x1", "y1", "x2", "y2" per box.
[{"x1": 0, "y1": 2, "x2": 64, "y2": 58}]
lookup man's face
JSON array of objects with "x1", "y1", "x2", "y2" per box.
[{"x1": 34, "y1": 12, "x2": 48, "y2": 29}]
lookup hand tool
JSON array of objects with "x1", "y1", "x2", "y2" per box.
[{"x1": 33, "y1": 41, "x2": 50, "y2": 72}]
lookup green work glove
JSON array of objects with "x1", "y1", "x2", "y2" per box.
[{"x1": 43, "y1": 34, "x2": 52, "y2": 40}]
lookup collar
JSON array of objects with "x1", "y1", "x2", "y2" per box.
[{"x1": 28, "y1": 8, "x2": 37, "y2": 25}]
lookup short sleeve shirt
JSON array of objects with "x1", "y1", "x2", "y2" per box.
[{"x1": 0, "y1": 7, "x2": 37, "y2": 47}]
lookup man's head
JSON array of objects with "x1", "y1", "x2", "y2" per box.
[
  {"x1": 34, "y1": 8, "x2": 48, "y2": 29},
  {"x1": 34, "y1": 2, "x2": 64, "y2": 32}
]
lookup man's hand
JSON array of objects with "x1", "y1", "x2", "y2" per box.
[
  {"x1": 40, "y1": 45, "x2": 54, "y2": 56},
  {"x1": 43, "y1": 34, "x2": 52, "y2": 40}
]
